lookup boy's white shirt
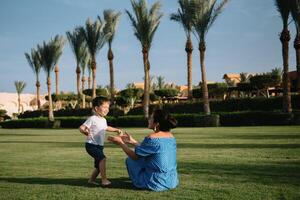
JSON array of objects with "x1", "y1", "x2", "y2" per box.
[{"x1": 83, "y1": 115, "x2": 108, "y2": 146}]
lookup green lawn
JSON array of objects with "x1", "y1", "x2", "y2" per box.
[{"x1": 0, "y1": 126, "x2": 300, "y2": 200}]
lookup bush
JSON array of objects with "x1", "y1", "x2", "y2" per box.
[
  {"x1": 173, "y1": 114, "x2": 220, "y2": 127},
  {"x1": 219, "y1": 111, "x2": 294, "y2": 126},
  {"x1": 115, "y1": 115, "x2": 148, "y2": 127}
]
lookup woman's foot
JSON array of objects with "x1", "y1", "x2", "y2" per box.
[{"x1": 101, "y1": 179, "x2": 111, "y2": 186}]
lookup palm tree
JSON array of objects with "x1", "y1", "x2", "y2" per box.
[
  {"x1": 14, "y1": 81, "x2": 26, "y2": 115},
  {"x1": 80, "y1": 18, "x2": 109, "y2": 99},
  {"x1": 157, "y1": 75, "x2": 166, "y2": 89},
  {"x1": 291, "y1": 0, "x2": 300, "y2": 92},
  {"x1": 192, "y1": 0, "x2": 228, "y2": 115},
  {"x1": 171, "y1": 0, "x2": 196, "y2": 100},
  {"x1": 38, "y1": 35, "x2": 65, "y2": 121},
  {"x1": 275, "y1": 0, "x2": 292, "y2": 113},
  {"x1": 25, "y1": 48, "x2": 42, "y2": 109},
  {"x1": 66, "y1": 28, "x2": 86, "y2": 97},
  {"x1": 80, "y1": 46, "x2": 90, "y2": 108},
  {"x1": 126, "y1": 0, "x2": 163, "y2": 119},
  {"x1": 101, "y1": 9, "x2": 122, "y2": 105}
]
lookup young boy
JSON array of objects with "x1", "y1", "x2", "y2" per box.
[{"x1": 79, "y1": 96, "x2": 122, "y2": 186}]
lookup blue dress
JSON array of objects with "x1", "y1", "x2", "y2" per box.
[{"x1": 125, "y1": 137, "x2": 179, "y2": 191}]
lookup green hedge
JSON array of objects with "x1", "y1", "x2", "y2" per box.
[
  {"x1": 18, "y1": 107, "x2": 124, "y2": 119},
  {"x1": 1, "y1": 112, "x2": 299, "y2": 128},
  {"x1": 219, "y1": 111, "x2": 294, "y2": 126},
  {"x1": 128, "y1": 95, "x2": 300, "y2": 114}
]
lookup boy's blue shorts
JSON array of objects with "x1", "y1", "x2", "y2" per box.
[{"x1": 85, "y1": 143, "x2": 106, "y2": 169}]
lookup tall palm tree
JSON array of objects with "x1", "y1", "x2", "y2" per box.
[
  {"x1": 275, "y1": 0, "x2": 292, "y2": 113},
  {"x1": 80, "y1": 46, "x2": 90, "y2": 108},
  {"x1": 66, "y1": 28, "x2": 86, "y2": 97},
  {"x1": 80, "y1": 18, "x2": 109, "y2": 99},
  {"x1": 101, "y1": 9, "x2": 121, "y2": 105},
  {"x1": 25, "y1": 48, "x2": 42, "y2": 109},
  {"x1": 126, "y1": 0, "x2": 163, "y2": 119},
  {"x1": 192, "y1": 0, "x2": 228, "y2": 115},
  {"x1": 171, "y1": 0, "x2": 196, "y2": 100},
  {"x1": 38, "y1": 35, "x2": 65, "y2": 121},
  {"x1": 291, "y1": 0, "x2": 300, "y2": 92},
  {"x1": 14, "y1": 81, "x2": 26, "y2": 115}
]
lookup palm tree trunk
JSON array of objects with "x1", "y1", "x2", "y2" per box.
[
  {"x1": 280, "y1": 29, "x2": 292, "y2": 113},
  {"x1": 76, "y1": 65, "x2": 81, "y2": 96},
  {"x1": 82, "y1": 76, "x2": 86, "y2": 108},
  {"x1": 294, "y1": 33, "x2": 300, "y2": 93},
  {"x1": 185, "y1": 37, "x2": 193, "y2": 100},
  {"x1": 91, "y1": 57, "x2": 97, "y2": 99},
  {"x1": 108, "y1": 48, "x2": 115, "y2": 105},
  {"x1": 55, "y1": 65, "x2": 59, "y2": 95},
  {"x1": 17, "y1": 94, "x2": 20, "y2": 115},
  {"x1": 36, "y1": 81, "x2": 41, "y2": 109},
  {"x1": 142, "y1": 48, "x2": 150, "y2": 119},
  {"x1": 199, "y1": 41, "x2": 211, "y2": 115},
  {"x1": 47, "y1": 77, "x2": 54, "y2": 121},
  {"x1": 88, "y1": 77, "x2": 91, "y2": 89}
]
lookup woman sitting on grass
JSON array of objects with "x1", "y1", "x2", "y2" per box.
[{"x1": 108, "y1": 109, "x2": 179, "y2": 191}]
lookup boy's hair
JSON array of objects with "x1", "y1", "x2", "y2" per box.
[{"x1": 92, "y1": 96, "x2": 110, "y2": 108}]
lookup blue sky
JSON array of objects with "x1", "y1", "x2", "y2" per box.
[{"x1": 0, "y1": 0, "x2": 297, "y2": 94}]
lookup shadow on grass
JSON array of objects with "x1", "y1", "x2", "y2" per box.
[
  {"x1": 0, "y1": 141, "x2": 121, "y2": 148},
  {"x1": 0, "y1": 177, "x2": 135, "y2": 190},
  {"x1": 177, "y1": 143, "x2": 300, "y2": 149},
  {"x1": 178, "y1": 161, "x2": 300, "y2": 186}
]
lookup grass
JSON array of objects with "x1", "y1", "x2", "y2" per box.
[{"x1": 0, "y1": 126, "x2": 300, "y2": 200}]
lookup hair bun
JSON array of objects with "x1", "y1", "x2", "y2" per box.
[{"x1": 167, "y1": 116, "x2": 177, "y2": 129}]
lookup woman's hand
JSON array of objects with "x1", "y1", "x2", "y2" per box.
[
  {"x1": 107, "y1": 136, "x2": 124, "y2": 145},
  {"x1": 121, "y1": 132, "x2": 139, "y2": 146}
]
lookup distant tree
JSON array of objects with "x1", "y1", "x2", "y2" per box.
[
  {"x1": 171, "y1": 0, "x2": 196, "y2": 99},
  {"x1": 14, "y1": 81, "x2": 26, "y2": 115},
  {"x1": 275, "y1": 0, "x2": 292, "y2": 113},
  {"x1": 101, "y1": 9, "x2": 121, "y2": 104},
  {"x1": 80, "y1": 18, "x2": 109, "y2": 98},
  {"x1": 192, "y1": 0, "x2": 229, "y2": 115},
  {"x1": 38, "y1": 35, "x2": 65, "y2": 121},
  {"x1": 66, "y1": 27, "x2": 86, "y2": 97},
  {"x1": 290, "y1": 0, "x2": 300, "y2": 92},
  {"x1": 25, "y1": 48, "x2": 42, "y2": 109},
  {"x1": 126, "y1": 0, "x2": 163, "y2": 119}
]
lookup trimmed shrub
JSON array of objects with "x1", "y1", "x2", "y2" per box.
[
  {"x1": 173, "y1": 114, "x2": 220, "y2": 127},
  {"x1": 0, "y1": 118, "x2": 48, "y2": 128},
  {"x1": 115, "y1": 115, "x2": 148, "y2": 127},
  {"x1": 219, "y1": 111, "x2": 294, "y2": 126}
]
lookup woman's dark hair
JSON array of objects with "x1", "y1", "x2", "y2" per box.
[
  {"x1": 152, "y1": 109, "x2": 177, "y2": 131},
  {"x1": 92, "y1": 96, "x2": 110, "y2": 108}
]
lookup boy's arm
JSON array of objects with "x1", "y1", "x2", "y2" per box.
[
  {"x1": 106, "y1": 126, "x2": 122, "y2": 134},
  {"x1": 79, "y1": 125, "x2": 89, "y2": 136}
]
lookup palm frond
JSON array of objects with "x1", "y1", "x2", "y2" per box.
[
  {"x1": 80, "y1": 18, "x2": 109, "y2": 57},
  {"x1": 14, "y1": 81, "x2": 26, "y2": 94},
  {"x1": 192, "y1": 0, "x2": 228, "y2": 42},
  {"x1": 275, "y1": 0, "x2": 291, "y2": 28},
  {"x1": 38, "y1": 35, "x2": 65, "y2": 77},
  {"x1": 25, "y1": 48, "x2": 42, "y2": 81},
  {"x1": 101, "y1": 9, "x2": 122, "y2": 46},
  {"x1": 66, "y1": 27, "x2": 85, "y2": 65},
  {"x1": 170, "y1": 0, "x2": 196, "y2": 38},
  {"x1": 126, "y1": 0, "x2": 163, "y2": 50},
  {"x1": 290, "y1": 0, "x2": 300, "y2": 31}
]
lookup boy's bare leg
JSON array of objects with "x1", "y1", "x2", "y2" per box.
[
  {"x1": 88, "y1": 168, "x2": 99, "y2": 183},
  {"x1": 99, "y1": 158, "x2": 111, "y2": 185}
]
